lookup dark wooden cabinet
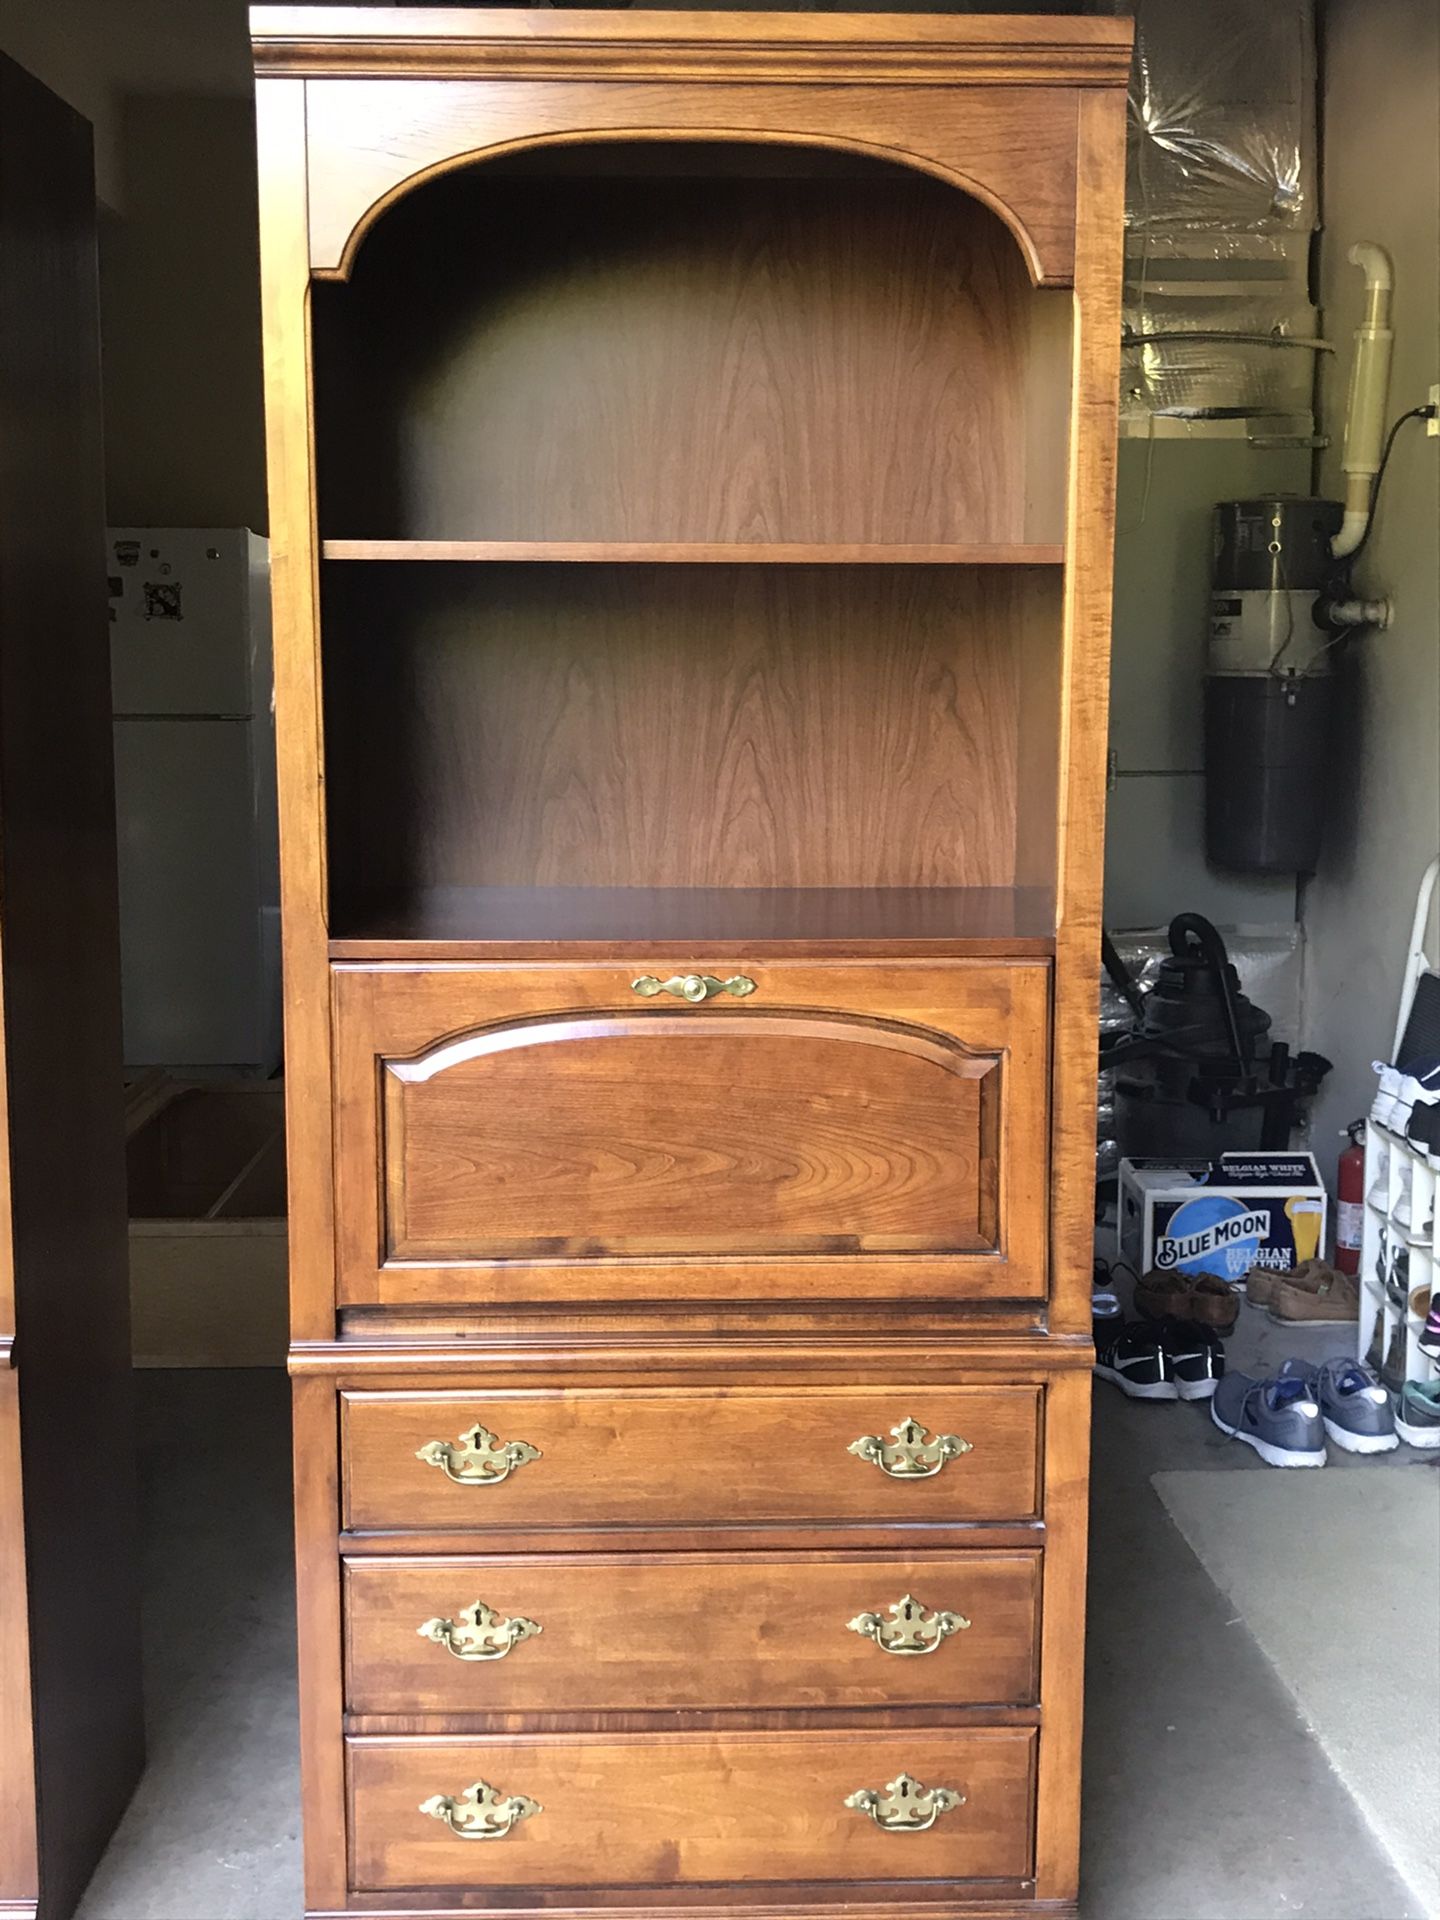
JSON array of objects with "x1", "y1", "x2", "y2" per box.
[
  {"x1": 0, "y1": 52, "x2": 145, "y2": 1920},
  {"x1": 253, "y1": 11, "x2": 1130, "y2": 1915}
]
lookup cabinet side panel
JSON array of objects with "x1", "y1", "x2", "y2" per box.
[
  {"x1": 257, "y1": 78, "x2": 347, "y2": 1914},
  {"x1": 0, "y1": 1375, "x2": 37, "y2": 1908},
  {"x1": 1049, "y1": 88, "x2": 1126, "y2": 1339},
  {"x1": 258, "y1": 76, "x2": 336, "y2": 1341},
  {"x1": 0, "y1": 52, "x2": 145, "y2": 1918},
  {"x1": 293, "y1": 1375, "x2": 347, "y2": 1912},
  {"x1": 1034, "y1": 1367, "x2": 1092, "y2": 1903},
  {"x1": 1036, "y1": 81, "x2": 1127, "y2": 1908}
]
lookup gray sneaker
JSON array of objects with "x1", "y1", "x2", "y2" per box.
[
  {"x1": 1396, "y1": 1378, "x2": 1440, "y2": 1451},
  {"x1": 1278, "y1": 1356, "x2": 1398, "y2": 1455},
  {"x1": 1211, "y1": 1370, "x2": 1327, "y2": 1468}
]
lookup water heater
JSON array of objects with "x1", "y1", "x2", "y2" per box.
[{"x1": 1204, "y1": 497, "x2": 1343, "y2": 874}]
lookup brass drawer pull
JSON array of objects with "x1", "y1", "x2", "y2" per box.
[
  {"x1": 419, "y1": 1779, "x2": 540, "y2": 1841},
  {"x1": 848, "y1": 1415, "x2": 972, "y2": 1479},
  {"x1": 631, "y1": 971, "x2": 756, "y2": 1003},
  {"x1": 848, "y1": 1594, "x2": 969, "y2": 1656},
  {"x1": 845, "y1": 1772, "x2": 965, "y2": 1833},
  {"x1": 415, "y1": 1421, "x2": 541, "y2": 1486},
  {"x1": 418, "y1": 1600, "x2": 542, "y2": 1662}
]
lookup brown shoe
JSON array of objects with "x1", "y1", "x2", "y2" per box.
[
  {"x1": 1135, "y1": 1268, "x2": 1240, "y2": 1332},
  {"x1": 1242, "y1": 1263, "x2": 1279, "y2": 1311},
  {"x1": 1266, "y1": 1262, "x2": 1360, "y2": 1325},
  {"x1": 1248, "y1": 1257, "x2": 1334, "y2": 1313}
]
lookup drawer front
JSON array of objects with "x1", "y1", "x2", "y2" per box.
[
  {"x1": 332, "y1": 959, "x2": 1049, "y2": 1307},
  {"x1": 344, "y1": 1550, "x2": 1041, "y2": 1713},
  {"x1": 342, "y1": 1387, "x2": 1042, "y2": 1531},
  {"x1": 348, "y1": 1728, "x2": 1036, "y2": 1890}
]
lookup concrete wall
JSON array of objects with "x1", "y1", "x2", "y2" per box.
[{"x1": 1302, "y1": 0, "x2": 1440, "y2": 1157}]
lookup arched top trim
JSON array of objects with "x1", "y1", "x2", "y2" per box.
[{"x1": 319, "y1": 129, "x2": 1052, "y2": 288}]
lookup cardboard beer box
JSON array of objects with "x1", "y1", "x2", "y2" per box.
[{"x1": 1117, "y1": 1152, "x2": 1328, "y2": 1284}]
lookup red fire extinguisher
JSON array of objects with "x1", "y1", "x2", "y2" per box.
[{"x1": 1336, "y1": 1120, "x2": 1365, "y2": 1276}]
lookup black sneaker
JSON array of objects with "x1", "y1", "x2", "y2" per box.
[
  {"x1": 1095, "y1": 1315, "x2": 1178, "y2": 1401},
  {"x1": 1156, "y1": 1316, "x2": 1225, "y2": 1401}
]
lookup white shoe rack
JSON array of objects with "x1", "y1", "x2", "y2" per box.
[
  {"x1": 1359, "y1": 857, "x2": 1440, "y2": 1388},
  {"x1": 1360, "y1": 1127, "x2": 1438, "y2": 1386}
]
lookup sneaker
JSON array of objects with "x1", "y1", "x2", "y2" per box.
[
  {"x1": 1367, "y1": 1164, "x2": 1404, "y2": 1213},
  {"x1": 1382, "y1": 1245, "x2": 1411, "y2": 1311},
  {"x1": 1394, "y1": 1184, "x2": 1435, "y2": 1239},
  {"x1": 1364, "y1": 1310, "x2": 1386, "y2": 1375},
  {"x1": 1396, "y1": 1378, "x2": 1440, "y2": 1450},
  {"x1": 1407, "y1": 1099, "x2": 1440, "y2": 1160},
  {"x1": 1389, "y1": 1056, "x2": 1440, "y2": 1136},
  {"x1": 1210, "y1": 1371, "x2": 1327, "y2": 1467},
  {"x1": 1095, "y1": 1317, "x2": 1178, "y2": 1401},
  {"x1": 1156, "y1": 1317, "x2": 1225, "y2": 1401},
  {"x1": 1381, "y1": 1316, "x2": 1409, "y2": 1395},
  {"x1": 1267, "y1": 1263, "x2": 1360, "y2": 1326},
  {"x1": 1418, "y1": 1302, "x2": 1440, "y2": 1360},
  {"x1": 1370, "y1": 1061, "x2": 1404, "y2": 1130},
  {"x1": 1278, "y1": 1356, "x2": 1398, "y2": 1455}
]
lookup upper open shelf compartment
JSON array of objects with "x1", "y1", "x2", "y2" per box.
[{"x1": 313, "y1": 143, "x2": 1072, "y2": 553}]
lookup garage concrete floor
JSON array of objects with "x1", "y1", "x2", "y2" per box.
[{"x1": 72, "y1": 1369, "x2": 1428, "y2": 1920}]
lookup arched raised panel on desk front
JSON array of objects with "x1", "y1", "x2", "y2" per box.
[
  {"x1": 381, "y1": 1007, "x2": 1000, "y2": 1261},
  {"x1": 331, "y1": 960, "x2": 1051, "y2": 1309}
]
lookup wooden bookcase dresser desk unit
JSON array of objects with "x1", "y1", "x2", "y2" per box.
[{"x1": 252, "y1": 11, "x2": 1131, "y2": 1917}]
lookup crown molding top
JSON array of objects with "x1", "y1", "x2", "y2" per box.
[{"x1": 250, "y1": 8, "x2": 1135, "y2": 87}]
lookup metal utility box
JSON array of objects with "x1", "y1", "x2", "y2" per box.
[{"x1": 109, "y1": 528, "x2": 280, "y2": 1073}]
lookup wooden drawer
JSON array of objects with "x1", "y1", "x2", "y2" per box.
[
  {"x1": 348, "y1": 1728, "x2": 1036, "y2": 1890},
  {"x1": 341, "y1": 1387, "x2": 1042, "y2": 1531},
  {"x1": 344, "y1": 1549, "x2": 1041, "y2": 1713},
  {"x1": 331, "y1": 959, "x2": 1050, "y2": 1308}
]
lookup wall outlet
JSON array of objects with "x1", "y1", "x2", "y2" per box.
[{"x1": 1430, "y1": 382, "x2": 1440, "y2": 435}]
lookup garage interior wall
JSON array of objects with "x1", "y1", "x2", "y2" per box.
[
  {"x1": 1302, "y1": 0, "x2": 1440, "y2": 1155},
  {"x1": 2, "y1": 0, "x2": 1437, "y2": 1199},
  {"x1": 0, "y1": 0, "x2": 265, "y2": 528}
]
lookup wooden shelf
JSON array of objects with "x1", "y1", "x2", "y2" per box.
[
  {"x1": 327, "y1": 885, "x2": 1057, "y2": 958},
  {"x1": 321, "y1": 539, "x2": 1065, "y2": 567}
]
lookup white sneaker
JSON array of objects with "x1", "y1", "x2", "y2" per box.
[
  {"x1": 1371, "y1": 1062, "x2": 1404, "y2": 1129},
  {"x1": 1395, "y1": 1187, "x2": 1436, "y2": 1238}
]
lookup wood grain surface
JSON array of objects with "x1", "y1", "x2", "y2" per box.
[
  {"x1": 314, "y1": 169, "x2": 1067, "y2": 544},
  {"x1": 321, "y1": 564, "x2": 1060, "y2": 906},
  {"x1": 381, "y1": 1010, "x2": 999, "y2": 1260},
  {"x1": 252, "y1": 10, "x2": 1133, "y2": 1914},
  {"x1": 340, "y1": 1385, "x2": 1042, "y2": 1533},
  {"x1": 301, "y1": 73, "x2": 1086, "y2": 285},
  {"x1": 322, "y1": 541, "x2": 1065, "y2": 565},
  {"x1": 347, "y1": 1727, "x2": 1036, "y2": 1889},
  {"x1": 326, "y1": 885, "x2": 1058, "y2": 956},
  {"x1": 331, "y1": 959, "x2": 1049, "y2": 1308},
  {"x1": 0, "y1": 52, "x2": 144, "y2": 1919},
  {"x1": 343, "y1": 1549, "x2": 1040, "y2": 1715}
]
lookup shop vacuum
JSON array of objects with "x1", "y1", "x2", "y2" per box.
[{"x1": 1103, "y1": 913, "x2": 1330, "y2": 1160}]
